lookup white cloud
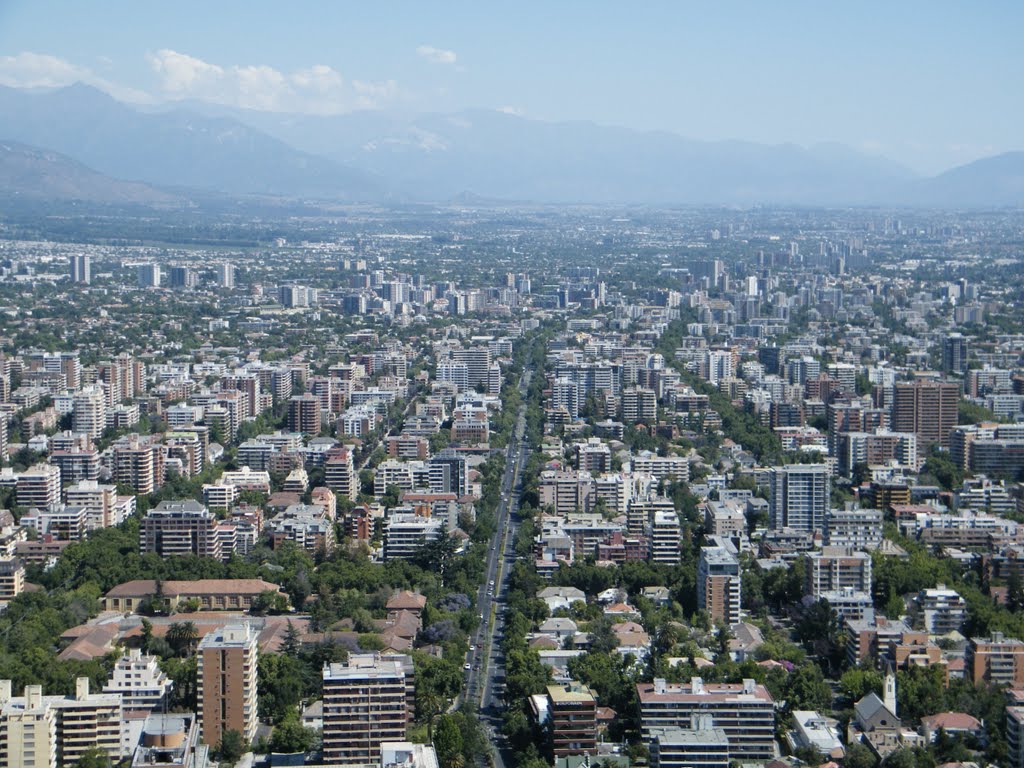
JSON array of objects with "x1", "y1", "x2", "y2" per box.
[
  {"x1": 147, "y1": 49, "x2": 395, "y2": 114},
  {"x1": 416, "y1": 45, "x2": 457, "y2": 65},
  {"x1": 0, "y1": 51, "x2": 152, "y2": 102}
]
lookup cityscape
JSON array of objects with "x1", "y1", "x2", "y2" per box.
[{"x1": 0, "y1": 4, "x2": 1023, "y2": 768}]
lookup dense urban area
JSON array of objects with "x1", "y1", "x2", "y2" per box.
[{"x1": 0, "y1": 205, "x2": 1023, "y2": 768}]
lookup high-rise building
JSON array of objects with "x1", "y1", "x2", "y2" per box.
[
  {"x1": 697, "y1": 539, "x2": 741, "y2": 626},
  {"x1": 322, "y1": 654, "x2": 408, "y2": 766},
  {"x1": 168, "y1": 266, "x2": 197, "y2": 289},
  {"x1": 324, "y1": 446, "x2": 358, "y2": 502},
  {"x1": 0, "y1": 678, "x2": 122, "y2": 767},
  {"x1": 542, "y1": 683, "x2": 597, "y2": 758},
  {"x1": 197, "y1": 623, "x2": 259, "y2": 748},
  {"x1": 216, "y1": 263, "x2": 236, "y2": 288},
  {"x1": 0, "y1": 683, "x2": 56, "y2": 768},
  {"x1": 768, "y1": 464, "x2": 829, "y2": 532},
  {"x1": 622, "y1": 387, "x2": 658, "y2": 424},
  {"x1": 72, "y1": 385, "x2": 107, "y2": 440},
  {"x1": 806, "y1": 547, "x2": 872, "y2": 596},
  {"x1": 140, "y1": 501, "x2": 222, "y2": 561},
  {"x1": 942, "y1": 334, "x2": 969, "y2": 375},
  {"x1": 137, "y1": 264, "x2": 161, "y2": 288},
  {"x1": 69, "y1": 254, "x2": 90, "y2": 284},
  {"x1": 112, "y1": 437, "x2": 163, "y2": 495},
  {"x1": 892, "y1": 380, "x2": 959, "y2": 455},
  {"x1": 16, "y1": 464, "x2": 62, "y2": 510},
  {"x1": 967, "y1": 633, "x2": 1024, "y2": 688},
  {"x1": 288, "y1": 394, "x2": 322, "y2": 435},
  {"x1": 428, "y1": 449, "x2": 469, "y2": 497},
  {"x1": 650, "y1": 510, "x2": 682, "y2": 565}
]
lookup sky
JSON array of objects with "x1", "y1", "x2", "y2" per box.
[{"x1": 0, "y1": 1, "x2": 1019, "y2": 174}]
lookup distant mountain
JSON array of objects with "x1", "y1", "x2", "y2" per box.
[
  {"x1": 218, "y1": 107, "x2": 919, "y2": 204},
  {"x1": 0, "y1": 84, "x2": 384, "y2": 200},
  {"x1": 915, "y1": 152, "x2": 1024, "y2": 207},
  {"x1": 0, "y1": 84, "x2": 1020, "y2": 207},
  {"x1": 0, "y1": 140, "x2": 181, "y2": 205}
]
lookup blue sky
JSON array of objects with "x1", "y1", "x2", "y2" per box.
[{"x1": 0, "y1": 1, "x2": 1019, "y2": 173}]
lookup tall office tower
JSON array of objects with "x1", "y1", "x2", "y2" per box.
[
  {"x1": 697, "y1": 539, "x2": 742, "y2": 626},
  {"x1": 322, "y1": 654, "x2": 408, "y2": 766},
  {"x1": 892, "y1": 380, "x2": 959, "y2": 454},
  {"x1": 216, "y1": 263, "x2": 236, "y2": 288},
  {"x1": 69, "y1": 254, "x2": 91, "y2": 284},
  {"x1": 288, "y1": 394, "x2": 322, "y2": 435},
  {"x1": 768, "y1": 464, "x2": 830, "y2": 532},
  {"x1": 942, "y1": 334, "x2": 969, "y2": 375},
  {"x1": 197, "y1": 624, "x2": 259, "y2": 748},
  {"x1": 168, "y1": 266, "x2": 197, "y2": 289},
  {"x1": 137, "y1": 263, "x2": 161, "y2": 288},
  {"x1": 72, "y1": 385, "x2": 107, "y2": 440}
]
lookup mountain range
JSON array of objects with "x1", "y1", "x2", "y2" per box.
[{"x1": 0, "y1": 83, "x2": 1021, "y2": 208}]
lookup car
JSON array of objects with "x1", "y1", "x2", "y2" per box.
[
  {"x1": 464, "y1": 663, "x2": 471, "y2": 670},
  {"x1": 470, "y1": 644, "x2": 476, "y2": 651}
]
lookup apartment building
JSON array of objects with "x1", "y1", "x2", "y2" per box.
[
  {"x1": 139, "y1": 501, "x2": 222, "y2": 561},
  {"x1": 768, "y1": 464, "x2": 829, "y2": 532},
  {"x1": 967, "y1": 633, "x2": 1024, "y2": 688},
  {"x1": 637, "y1": 678, "x2": 775, "y2": 760},
  {"x1": 697, "y1": 540, "x2": 742, "y2": 626},
  {"x1": 322, "y1": 654, "x2": 409, "y2": 766},
  {"x1": 197, "y1": 624, "x2": 259, "y2": 747},
  {"x1": 806, "y1": 547, "x2": 873, "y2": 597},
  {"x1": 102, "y1": 650, "x2": 172, "y2": 715}
]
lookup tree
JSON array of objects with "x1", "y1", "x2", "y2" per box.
[
  {"x1": 845, "y1": 741, "x2": 877, "y2": 768},
  {"x1": 217, "y1": 729, "x2": 245, "y2": 762},
  {"x1": 282, "y1": 619, "x2": 302, "y2": 656},
  {"x1": 166, "y1": 621, "x2": 199, "y2": 656},
  {"x1": 269, "y1": 711, "x2": 317, "y2": 754},
  {"x1": 434, "y1": 714, "x2": 465, "y2": 768},
  {"x1": 75, "y1": 747, "x2": 113, "y2": 768}
]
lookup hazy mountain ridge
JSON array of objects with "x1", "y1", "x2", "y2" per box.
[
  {"x1": 0, "y1": 140, "x2": 183, "y2": 205},
  {"x1": 0, "y1": 84, "x2": 383, "y2": 200},
  {"x1": 0, "y1": 83, "x2": 1020, "y2": 207}
]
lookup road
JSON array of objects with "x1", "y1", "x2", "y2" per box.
[{"x1": 461, "y1": 366, "x2": 533, "y2": 768}]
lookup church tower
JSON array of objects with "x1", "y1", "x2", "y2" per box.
[{"x1": 884, "y1": 661, "x2": 897, "y2": 716}]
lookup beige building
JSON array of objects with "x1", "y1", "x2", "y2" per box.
[
  {"x1": 102, "y1": 578, "x2": 285, "y2": 614},
  {"x1": 0, "y1": 559, "x2": 24, "y2": 604},
  {"x1": 197, "y1": 624, "x2": 259, "y2": 748},
  {"x1": 0, "y1": 677, "x2": 122, "y2": 768}
]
